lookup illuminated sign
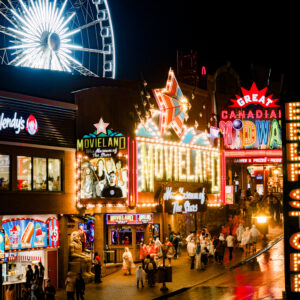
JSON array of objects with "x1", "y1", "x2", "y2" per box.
[
  {"x1": 233, "y1": 157, "x2": 282, "y2": 164},
  {"x1": 229, "y1": 83, "x2": 280, "y2": 108},
  {"x1": 282, "y1": 100, "x2": 300, "y2": 295},
  {"x1": 2, "y1": 217, "x2": 59, "y2": 251},
  {"x1": 106, "y1": 213, "x2": 153, "y2": 225},
  {"x1": 164, "y1": 187, "x2": 206, "y2": 202},
  {"x1": 220, "y1": 83, "x2": 282, "y2": 150},
  {"x1": 137, "y1": 139, "x2": 220, "y2": 194},
  {"x1": 76, "y1": 118, "x2": 129, "y2": 206},
  {"x1": 0, "y1": 112, "x2": 38, "y2": 135}
]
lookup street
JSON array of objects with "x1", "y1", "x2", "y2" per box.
[
  {"x1": 169, "y1": 239, "x2": 284, "y2": 300},
  {"x1": 56, "y1": 226, "x2": 284, "y2": 300}
]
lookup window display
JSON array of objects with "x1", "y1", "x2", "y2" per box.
[
  {"x1": 136, "y1": 226, "x2": 145, "y2": 244},
  {"x1": 0, "y1": 154, "x2": 9, "y2": 190},
  {"x1": 48, "y1": 159, "x2": 61, "y2": 191},
  {"x1": 110, "y1": 226, "x2": 132, "y2": 245},
  {"x1": 17, "y1": 156, "x2": 32, "y2": 190},
  {"x1": 33, "y1": 158, "x2": 47, "y2": 190}
]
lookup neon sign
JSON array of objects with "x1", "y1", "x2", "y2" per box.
[
  {"x1": 229, "y1": 83, "x2": 280, "y2": 108},
  {"x1": 220, "y1": 83, "x2": 282, "y2": 150},
  {"x1": 282, "y1": 101, "x2": 300, "y2": 295},
  {"x1": 136, "y1": 138, "x2": 220, "y2": 193},
  {"x1": 106, "y1": 213, "x2": 153, "y2": 225},
  {"x1": 0, "y1": 112, "x2": 38, "y2": 135}
]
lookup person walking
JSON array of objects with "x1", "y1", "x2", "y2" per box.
[
  {"x1": 215, "y1": 237, "x2": 226, "y2": 264},
  {"x1": 122, "y1": 247, "x2": 133, "y2": 275},
  {"x1": 172, "y1": 234, "x2": 179, "y2": 258},
  {"x1": 236, "y1": 223, "x2": 245, "y2": 248},
  {"x1": 136, "y1": 265, "x2": 144, "y2": 288},
  {"x1": 45, "y1": 280, "x2": 56, "y2": 300},
  {"x1": 26, "y1": 265, "x2": 33, "y2": 289},
  {"x1": 164, "y1": 237, "x2": 174, "y2": 266},
  {"x1": 33, "y1": 265, "x2": 39, "y2": 284},
  {"x1": 250, "y1": 224, "x2": 260, "y2": 252},
  {"x1": 241, "y1": 227, "x2": 251, "y2": 253},
  {"x1": 187, "y1": 237, "x2": 196, "y2": 269},
  {"x1": 65, "y1": 272, "x2": 76, "y2": 300},
  {"x1": 38, "y1": 262, "x2": 45, "y2": 286},
  {"x1": 94, "y1": 256, "x2": 102, "y2": 283},
  {"x1": 195, "y1": 241, "x2": 202, "y2": 270},
  {"x1": 75, "y1": 273, "x2": 85, "y2": 300},
  {"x1": 5, "y1": 285, "x2": 16, "y2": 300},
  {"x1": 226, "y1": 232, "x2": 235, "y2": 261}
]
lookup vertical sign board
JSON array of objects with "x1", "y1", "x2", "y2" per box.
[{"x1": 282, "y1": 98, "x2": 300, "y2": 297}]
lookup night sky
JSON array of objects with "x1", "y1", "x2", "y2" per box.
[{"x1": 109, "y1": 1, "x2": 299, "y2": 84}]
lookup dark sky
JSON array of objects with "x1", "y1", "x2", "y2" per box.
[{"x1": 109, "y1": 1, "x2": 298, "y2": 83}]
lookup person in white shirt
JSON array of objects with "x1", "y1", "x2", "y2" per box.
[
  {"x1": 226, "y1": 232, "x2": 235, "y2": 261},
  {"x1": 187, "y1": 237, "x2": 197, "y2": 269}
]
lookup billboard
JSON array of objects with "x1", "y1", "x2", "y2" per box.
[
  {"x1": 219, "y1": 83, "x2": 282, "y2": 150},
  {"x1": 76, "y1": 118, "x2": 129, "y2": 204}
]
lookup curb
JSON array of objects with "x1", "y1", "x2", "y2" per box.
[{"x1": 153, "y1": 234, "x2": 284, "y2": 300}]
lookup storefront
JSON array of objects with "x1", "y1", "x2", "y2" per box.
[
  {"x1": 1, "y1": 215, "x2": 59, "y2": 287},
  {"x1": 219, "y1": 83, "x2": 282, "y2": 202}
]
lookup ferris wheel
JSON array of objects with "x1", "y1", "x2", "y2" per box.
[{"x1": 0, "y1": 0, "x2": 116, "y2": 78}]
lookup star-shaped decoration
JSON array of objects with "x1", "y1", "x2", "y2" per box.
[
  {"x1": 153, "y1": 68, "x2": 189, "y2": 137},
  {"x1": 94, "y1": 118, "x2": 109, "y2": 135}
]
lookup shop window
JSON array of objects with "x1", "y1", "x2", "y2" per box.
[
  {"x1": 48, "y1": 159, "x2": 61, "y2": 191},
  {"x1": 33, "y1": 158, "x2": 47, "y2": 191},
  {"x1": 110, "y1": 226, "x2": 132, "y2": 245},
  {"x1": 0, "y1": 154, "x2": 10, "y2": 191},
  {"x1": 136, "y1": 225, "x2": 145, "y2": 244},
  {"x1": 17, "y1": 156, "x2": 32, "y2": 191}
]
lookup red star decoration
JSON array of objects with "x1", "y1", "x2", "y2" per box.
[{"x1": 94, "y1": 118, "x2": 109, "y2": 135}]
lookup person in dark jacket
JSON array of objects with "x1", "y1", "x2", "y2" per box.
[
  {"x1": 94, "y1": 256, "x2": 102, "y2": 283},
  {"x1": 33, "y1": 265, "x2": 40, "y2": 283},
  {"x1": 75, "y1": 273, "x2": 85, "y2": 300},
  {"x1": 38, "y1": 262, "x2": 45, "y2": 286},
  {"x1": 26, "y1": 265, "x2": 33, "y2": 288},
  {"x1": 45, "y1": 280, "x2": 56, "y2": 300}
]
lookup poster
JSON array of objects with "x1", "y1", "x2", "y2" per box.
[
  {"x1": 2, "y1": 219, "x2": 47, "y2": 250},
  {"x1": 47, "y1": 217, "x2": 59, "y2": 248},
  {"x1": 225, "y1": 185, "x2": 234, "y2": 205},
  {"x1": 0, "y1": 230, "x2": 4, "y2": 261}
]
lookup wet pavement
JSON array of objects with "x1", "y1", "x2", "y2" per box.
[
  {"x1": 168, "y1": 238, "x2": 284, "y2": 300},
  {"x1": 56, "y1": 224, "x2": 284, "y2": 300}
]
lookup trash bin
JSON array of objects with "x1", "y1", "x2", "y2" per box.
[{"x1": 156, "y1": 266, "x2": 172, "y2": 283}]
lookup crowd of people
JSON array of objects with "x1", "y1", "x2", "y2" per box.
[{"x1": 4, "y1": 262, "x2": 57, "y2": 300}]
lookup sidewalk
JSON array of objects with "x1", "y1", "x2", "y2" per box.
[{"x1": 55, "y1": 224, "x2": 283, "y2": 300}]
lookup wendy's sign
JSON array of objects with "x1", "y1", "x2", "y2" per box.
[{"x1": 219, "y1": 83, "x2": 282, "y2": 150}]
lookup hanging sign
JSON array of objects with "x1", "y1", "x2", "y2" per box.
[
  {"x1": 219, "y1": 83, "x2": 282, "y2": 150},
  {"x1": 225, "y1": 185, "x2": 234, "y2": 204}
]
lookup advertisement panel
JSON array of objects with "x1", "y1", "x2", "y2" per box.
[
  {"x1": 0, "y1": 230, "x2": 4, "y2": 262},
  {"x1": 225, "y1": 185, "x2": 234, "y2": 205},
  {"x1": 76, "y1": 118, "x2": 129, "y2": 206},
  {"x1": 2, "y1": 216, "x2": 59, "y2": 251},
  {"x1": 3, "y1": 219, "x2": 47, "y2": 250},
  {"x1": 219, "y1": 83, "x2": 282, "y2": 151}
]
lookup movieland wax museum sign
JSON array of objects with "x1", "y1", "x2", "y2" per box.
[{"x1": 219, "y1": 83, "x2": 282, "y2": 150}]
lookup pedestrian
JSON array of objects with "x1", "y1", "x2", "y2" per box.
[
  {"x1": 65, "y1": 272, "x2": 76, "y2": 300},
  {"x1": 31, "y1": 280, "x2": 38, "y2": 300},
  {"x1": 236, "y1": 223, "x2": 245, "y2": 248},
  {"x1": 226, "y1": 231, "x2": 235, "y2": 261},
  {"x1": 26, "y1": 265, "x2": 33, "y2": 288},
  {"x1": 177, "y1": 233, "x2": 183, "y2": 257},
  {"x1": 34, "y1": 283, "x2": 45, "y2": 300},
  {"x1": 33, "y1": 265, "x2": 39, "y2": 283},
  {"x1": 250, "y1": 224, "x2": 260, "y2": 252},
  {"x1": 145, "y1": 257, "x2": 156, "y2": 287},
  {"x1": 38, "y1": 262, "x2": 45, "y2": 286},
  {"x1": 136, "y1": 265, "x2": 144, "y2": 288},
  {"x1": 21, "y1": 283, "x2": 30, "y2": 300},
  {"x1": 241, "y1": 227, "x2": 251, "y2": 253},
  {"x1": 172, "y1": 234, "x2": 179, "y2": 258},
  {"x1": 195, "y1": 241, "x2": 201, "y2": 270},
  {"x1": 45, "y1": 280, "x2": 56, "y2": 300},
  {"x1": 187, "y1": 237, "x2": 196, "y2": 269},
  {"x1": 94, "y1": 256, "x2": 102, "y2": 283},
  {"x1": 75, "y1": 273, "x2": 85, "y2": 300},
  {"x1": 5, "y1": 285, "x2": 16, "y2": 300},
  {"x1": 200, "y1": 241, "x2": 209, "y2": 268},
  {"x1": 122, "y1": 247, "x2": 133, "y2": 275},
  {"x1": 164, "y1": 237, "x2": 174, "y2": 266},
  {"x1": 215, "y1": 237, "x2": 225, "y2": 264}
]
